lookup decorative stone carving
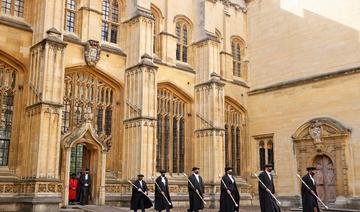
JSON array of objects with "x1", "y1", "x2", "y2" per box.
[{"x1": 84, "y1": 40, "x2": 101, "y2": 66}]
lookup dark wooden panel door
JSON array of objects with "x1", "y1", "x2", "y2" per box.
[{"x1": 313, "y1": 155, "x2": 336, "y2": 202}]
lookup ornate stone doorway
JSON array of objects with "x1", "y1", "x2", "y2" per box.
[
  {"x1": 60, "y1": 114, "x2": 111, "y2": 207},
  {"x1": 292, "y1": 117, "x2": 351, "y2": 203},
  {"x1": 313, "y1": 155, "x2": 336, "y2": 203}
]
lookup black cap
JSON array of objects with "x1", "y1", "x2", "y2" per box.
[
  {"x1": 264, "y1": 164, "x2": 273, "y2": 168},
  {"x1": 192, "y1": 167, "x2": 200, "y2": 171},
  {"x1": 137, "y1": 174, "x2": 144, "y2": 177},
  {"x1": 225, "y1": 167, "x2": 233, "y2": 172},
  {"x1": 159, "y1": 170, "x2": 167, "y2": 174},
  {"x1": 85, "y1": 168, "x2": 90, "y2": 171},
  {"x1": 306, "y1": 166, "x2": 317, "y2": 171}
]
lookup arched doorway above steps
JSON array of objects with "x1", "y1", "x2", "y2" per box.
[
  {"x1": 60, "y1": 111, "x2": 111, "y2": 207},
  {"x1": 292, "y1": 117, "x2": 351, "y2": 204}
]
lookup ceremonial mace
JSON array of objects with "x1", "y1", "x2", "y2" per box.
[
  {"x1": 253, "y1": 173, "x2": 282, "y2": 206},
  {"x1": 296, "y1": 174, "x2": 329, "y2": 210},
  {"x1": 183, "y1": 173, "x2": 207, "y2": 205},
  {"x1": 151, "y1": 177, "x2": 172, "y2": 206},
  {"x1": 218, "y1": 175, "x2": 239, "y2": 207},
  {"x1": 127, "y1": 180, "x2": 154, "y2": 202}
]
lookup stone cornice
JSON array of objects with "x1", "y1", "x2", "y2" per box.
[
  {"x1": 123, "y1": 116, "x2": 157, "y2": 123},
  {"x1": 252, "y1": 133, "x2": 274, "y2": 140},
  {"x1": 220, "y1": 77, "x2": 250, "y2": 88},
  {"x1": 30, "y1": 36, "x2": 67, "y2": 51},
  {"x1": 195, "y1": 77, "x2": 226, "y2": 88},
  {"x1": 153, "y1": 60, "x2": 196, "y2": 74},
  {"x1": 123, "y1": 6, "x2": 154, "y2": 24},
  {"x1": 101, "y1": 44, "x2": 127, "y2": 57},
  {"x1": 26, "y1": 101, "x2": 63, "y2": 111},
  {"x1": 159, "y1": 31, "x2": 178, "y2": 39},
  {"x1": 125, "y1": 57, "x2": 158, "y2": 71},
  {"x1": 0, "y1": 16, "x2": 32, "y2": 32},
  {"x1": 248, "y1": 66, "x2": 360, "y2": 95},
  {"x1": 63, "y1": 34, "x2": 82, "y2": 45},
  {"x1": 194, "y1": 127, "x2": 225, "y2": 133},
  {"x1": 79, "y1": 6, "x2": 103, "y2": 15}
]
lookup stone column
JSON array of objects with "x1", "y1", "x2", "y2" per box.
[
  {"x1": 122, "y1": 9, "x2": 158, "y2": 179},
  {"x1": 193, "y1": 38, "x2": 225, "y2": 208},
  {"x1": 19, "y1": 27, "x2": 66, "y2": 211}
]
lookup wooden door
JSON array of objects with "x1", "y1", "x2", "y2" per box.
[{"x1": 313, "y1": 155, "x2": 336, "y2": 202}]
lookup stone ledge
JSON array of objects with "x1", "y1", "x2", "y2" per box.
[
  {"x1": 249, "y1": 65, "x2": 360, "y2": 95},
  {"x1": 0, "y1": 16, "x2": 32, "y2": 32}
]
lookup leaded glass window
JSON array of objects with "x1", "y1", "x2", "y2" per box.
[
  {"x1": 1, "y1": 0, "x2": 24, "y2": 17},
  {"x1": 65, "y1": 0, "x2": 76, "y2": 32},
  {"x1": 101, "y1": 0, "x2": 119, "y2": 43},
  {"x1": 231, "y1": 40, "x2": 242, "y2": 77},
  {"x1": 157, "y1": 88, "x2": 186, "y2": 173},
  {"x1": 0, "y1": 63, "x2": 16, "y2": 166},
  {"x1": 224, "y1": 101, "x2": 242, "y2": 176},
  {"x1": 62, "y1": 71, "x2": 114, "y2": 138},
  {"x1": 175, "y1": 22, "x2": 189, "y2": 62}
]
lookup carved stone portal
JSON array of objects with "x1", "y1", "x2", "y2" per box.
[{"x1": 292, "y1": 117, "x2": 351, "y2": 202}]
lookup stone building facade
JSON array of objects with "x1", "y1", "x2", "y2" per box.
[{"x1": 0, "y1": 0, "x2": 359, "y2": 211}]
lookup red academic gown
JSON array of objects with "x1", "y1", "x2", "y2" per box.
[{"x1": 69, "y1": 178, "x2": 79, "y2": 201}]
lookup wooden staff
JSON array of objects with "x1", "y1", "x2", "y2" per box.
[
  {"x1": 254, "y1": 173, "x2": 282, "y2": 206},
  {"x1": 296, "y1": 174, "x2": 329, "y2": 209},
  {"x1": 128, "y1": 180, "x2": 154, "y2": 202},
  {"x1": 183, "y1": 173, "x2": 207, "y2": 205},
  {"x1": 152, "y1": 177, "x2": 172, "y2": 206},
  {"x1": 218, "y1": 175, "x2": 239, "y2": 207}
]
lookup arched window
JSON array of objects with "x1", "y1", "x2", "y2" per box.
[
  {"x1": 224, "y1": 100, "x2": 243, "y2": 176},
  {"x1": 231, "y1": 39, "x2": 242, "y2": 77},
  {"x1": 0, "y1": 62, "x2": 16, "y2": 166},
  {"x1": 259, "y1": 141, "x2": 265, "y2": 171},
  {"x1": 157, "y1": 87, "x2": 186, "y2": 174},
  {"x1": 254, "y1": 134, "x2": 275, "y2": 171},
  {"x1": 101, "y1": 0, "x2": 120, "y2": 43},
  {"x1": 267, "y1": 140, "x2": 274, "y2": 169},
  {"x1": 175, "y1": 21, "x2": 189, "y2": 63},
  {"x1": 151, "y1": 6, "x2": 162, "y2": 56},
  {"x1": 65, "y1": 0, "x2": 76, "y2": 32},
  {"x1": 1, "y1": 0, "x2": 24, "y2": 17},
  {"x1": 62, "y1": 71, "x2": 114, "y2": 138}
]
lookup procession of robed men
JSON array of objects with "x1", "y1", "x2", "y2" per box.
[{"x1": 127, "y1": 164, "x2": 325, "y2": 212}]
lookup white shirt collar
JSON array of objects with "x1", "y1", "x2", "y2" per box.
[
  {"x1": 265, "y1": 170, "x2": 272, "y2": 180},
  {"x1": 227, "y1": 174, "x2": 234, "y2": 183}
]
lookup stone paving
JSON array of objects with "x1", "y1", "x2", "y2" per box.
[{"x1": 74, "y1": 205, "x2": 290, "y2": 212}]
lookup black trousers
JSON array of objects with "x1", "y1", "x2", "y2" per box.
[{"x1": 79, "y1": 186, "x2": 89, "y2": 205}]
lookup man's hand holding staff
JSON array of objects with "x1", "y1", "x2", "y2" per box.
[
  {"x1": 296, "y1": 174, "x2": 329, "y2": 209},
  {"x1": 152, "y1": 177, "x2": 172, "y2": 206},
  {"x1": 218, "y1": 175, "x2": 239, "y2": 207},
  {"x1": 128, "y1": 180, "x2": 154, "y2": 202},
  {"x1": 254, "y1": 173, "x2": 282, "y2": 206},
  {"x1": 183, "y1": 173, "x2": 207, "y2": 205}
]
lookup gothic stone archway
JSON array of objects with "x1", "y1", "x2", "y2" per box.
[
  {"x1": 292, "y1": 117, "x2": 351, "y2": 203},
  {"x1": 61, "y1": 113, "x2": 111, "y2": 207}
]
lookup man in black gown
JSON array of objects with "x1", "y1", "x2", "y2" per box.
[
  {"x1": 258, "y1": 164, "x2": 281, "y2": 212},
  {"x1": 187, "y1": 167, "x2": 205, "y2": 212},
  {"x1": 130, "y1": 174, "x2": 153, "y2": 212},
  {"x1": 155, "y1": 170, "x2": 173, "y2": 212},
  {"x1": 219, "y1": 167, "x2": 240, "y2": 212},
  {"x1": 79, "y1": 168, "x2": 91, "y2": 205},
  {"x1": 301, "y1": 166, "x2": 319, "y2": 212}
]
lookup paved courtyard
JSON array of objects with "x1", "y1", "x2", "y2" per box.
[{"x1": 74, "y1": 205, "x2": 293, "y2": 212}]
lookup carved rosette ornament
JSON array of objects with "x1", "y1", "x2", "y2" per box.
[{"x1": 84, "y1": 40, "x2": 101, "y2": 66}]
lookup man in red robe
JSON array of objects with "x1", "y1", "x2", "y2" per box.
[{"x1": 69, "y1": 173, "x2": 78, "y2": 204}]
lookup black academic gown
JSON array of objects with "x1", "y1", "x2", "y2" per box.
[
  {"x1": 301, "y1": 174, "x2": 319, "y2": 212},
  {"x1": 155, "y1": 176, "x2": 173, "y2": 211},
  {"x1": 130, "y1": 180, "x2": 153, "y2": 210},
  {"x1": 188, "y1": 174, "x2": 205, "y2": 211},
  {"x1": 219, "y1": 175, "x2": 240, "y2": 212},
  {"x1": 258, "y1": 171, "x2": 281, "y2": 212},
  {"x1": 79, "y1": 173, "x2": 91, "y2": 205}
]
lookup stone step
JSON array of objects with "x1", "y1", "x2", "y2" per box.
[{"x1": 290, "y1": 207, "x2": 360, "y2": 212}]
